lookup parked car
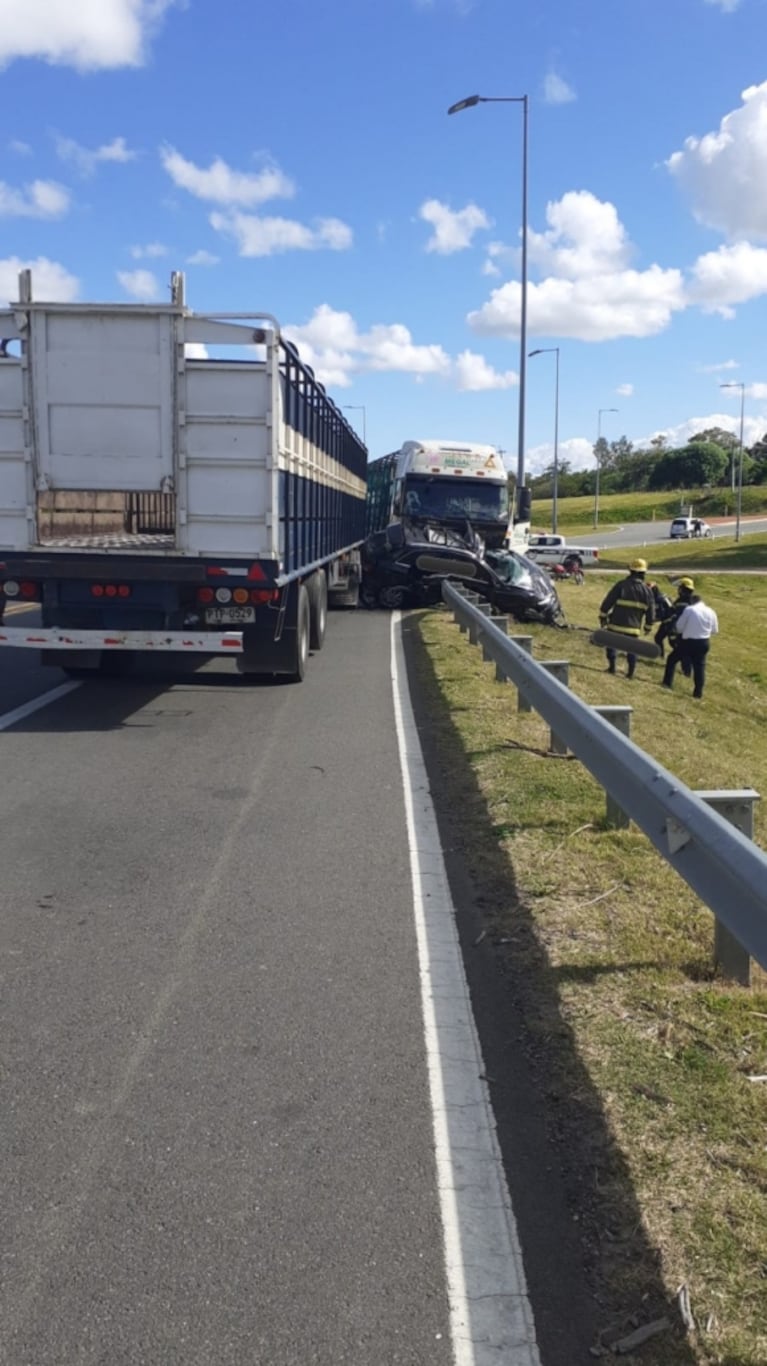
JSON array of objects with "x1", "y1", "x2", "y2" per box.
[
  {"x1": 360, "y1": 523, "x2": 564, "y2": 625},
  {"x1": 670, "y1": 517, "x2": 712, "y2": 539}
]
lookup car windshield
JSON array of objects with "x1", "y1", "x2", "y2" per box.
[
  {"x1": 486, "y1": 550, "x2": 533, "y2": 586},
  {"x1": 403, "y1": 475, "x2": 508, "y2": 523}
]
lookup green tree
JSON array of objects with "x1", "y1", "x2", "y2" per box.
[{"x1": 648, "y1": 442, "x2": 728, "y2": 490}]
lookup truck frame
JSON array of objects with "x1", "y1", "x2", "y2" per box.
[{"x1": 0, "y1": 272, "x2": 366, "y2": 681}]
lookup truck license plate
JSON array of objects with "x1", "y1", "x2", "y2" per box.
[{"x1": 205, "y1": 606, "x2": 255, "y2": 624}]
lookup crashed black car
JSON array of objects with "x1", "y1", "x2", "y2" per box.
[{"x1": 361, "y1": 522, "x2": 564, "y2": 626}]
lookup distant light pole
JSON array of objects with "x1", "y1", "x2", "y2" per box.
[
  {"x1": 529, "y1": 347, "x2": 560, "y2": 533},
  {"x1": 594, "y1": 407, "x2": 618, "y2": 529},
  {"x1": 343, "y1": 405, "x2": 367, "y2": 448},
  {"x1": 448, "y1": 92, "x2": 529, "y2": 524},
  {"x1": 721, "y1": 381, "x2": 746, "y2": 542}
]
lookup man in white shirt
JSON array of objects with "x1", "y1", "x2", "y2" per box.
[{"x1": 661, "y1": 577, "x2": 718, "y2": 699}]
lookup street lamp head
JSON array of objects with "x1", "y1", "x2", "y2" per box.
[
  {"x1": 447, "y1": 94, "x2": 481, "y2": 115},
  {"x1": 720, "y1": 381, "x2": 744, "y2": 391}
]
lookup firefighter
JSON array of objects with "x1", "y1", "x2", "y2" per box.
[
  {"x1": 599, "y1": 558, "x2": 655, "y2": 678},
  {"x1": 655, "y1": 577, "x2": 695, "y2": 668}
]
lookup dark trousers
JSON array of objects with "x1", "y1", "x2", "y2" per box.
[
  {"x1": 663, "y1": 639, "x2": 709, "y2": 696},
  {"x1": 606, "y1": 647, "x2": 636, "y2": 676}
]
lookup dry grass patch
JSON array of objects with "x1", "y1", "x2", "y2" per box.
[{"x1": 413, "y1": 577, "x2": 767, "y2": 1365}]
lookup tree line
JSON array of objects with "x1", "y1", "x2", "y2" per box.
[{"x1": 522, "y1": 427, "x2": 767, "y2": 500}]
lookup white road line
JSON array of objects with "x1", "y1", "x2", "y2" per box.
[
  {"x1": 390, "y1": 613, "x2": 541, "y2": 1366},
  {"x1": 0, "y1": 682, "x2": 80, "y2": 732}
]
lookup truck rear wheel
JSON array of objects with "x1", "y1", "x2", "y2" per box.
[
  {"x1": 287, "y1": 586, "x2": 310, "y2": 682},
  {"x1": 305, "y1": 571, "x2": 327, "y2": 651}
]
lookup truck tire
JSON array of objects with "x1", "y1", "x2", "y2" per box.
[
  {"x1": 287, "y1": 585, "x2": 310, "y2": 682},
  {"x1": 305, "y1": 571, "x2": 327, "y2": 651}
]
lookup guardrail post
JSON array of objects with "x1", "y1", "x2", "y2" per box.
[
  {"x1": 508, "y1": 635, "x2": 534, "y2": 708},
  {"x1": 540, "y1": 661, "x2": 570, "y2": 754},
  {"x1": 456, "y1": 588, "x2": 478, "y2": 633},
  {"x1": 697, "y1": 789, "x2": 760, "y2": 986},
  {"x1": 593, "y1": 705, "x2": 633, "y2": 827},
  {"x1": 481, "y1": 613, "x2": 509, "y2": 662},
  {"x1": 468, "y1": 600, "x2": 492, "y2": 645}
]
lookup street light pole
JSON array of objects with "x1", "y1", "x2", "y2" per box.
[
  {"x1": 343, "y1": 404, "x2": 367, "y2": 448},
  {"x1": 721, "y1": 381, "x2": 746, "y2": 542},
  {"x1": 529, "y1": 347, "x2": 559, "y2": 533},
  {"x1": 594, "y1": 407, "x2": 618, "y2": 529},
  {"x1": 448, "y1": 92, "x2": 529, "y2": 523}
]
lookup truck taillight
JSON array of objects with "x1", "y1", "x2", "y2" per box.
[
  {"x1": 20, "y1": 581, "x2": 39, "y2": 599},
  {"x1": 2, "y1": 579, "x2": 20, "y2": 597},
  {"x1": 90, "y1": 584, "x2": 131, "y2": 598},
  {"x1": 197, "y1": 587, "x2": 214, "y2": 603},
  {"x1": 251, "y1": 588, "x2": 278, "y2": 604}
]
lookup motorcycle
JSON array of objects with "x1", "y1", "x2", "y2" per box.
[{"x1": 549, "y1": 554, "x2": 585, "y2": 586}]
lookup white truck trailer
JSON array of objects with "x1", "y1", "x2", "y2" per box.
[{"x1": 0, "y1": 272, "x2": 366, "y2": 681}]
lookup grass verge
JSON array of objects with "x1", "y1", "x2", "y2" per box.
[{"x1": 412, "y1": 574, "x2": 767, "y2": 1365}]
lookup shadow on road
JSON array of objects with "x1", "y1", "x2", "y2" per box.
[
  {"x1": 4, "y1": 656, "x2": 294, "y2": 733},
  {"x1": 401, "y1": 611, "x2": 699, "y2": 1366}
]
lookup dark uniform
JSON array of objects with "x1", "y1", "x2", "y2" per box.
[
  {"x1": 600, "y1": 561, "x2": 655, "y2": 678},
  {"x1": 655, "y1": 580, "x2": 696, "y2": 671}
]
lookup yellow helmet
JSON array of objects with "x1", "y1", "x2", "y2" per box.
[
  {"x1": 679, "y1": 576, "x2": 695, "y2": 590},
  {"x1": 629, "y1": 558, "x2": 647, "y2": 572}
]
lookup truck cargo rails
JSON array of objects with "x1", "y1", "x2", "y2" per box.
[{"x1": 0, "y1": 271, "x2": 367, "y2": 681}]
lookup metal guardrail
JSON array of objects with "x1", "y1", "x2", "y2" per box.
[{"x1": 442, "y1": 580, "x2": 767, "y2": 975}]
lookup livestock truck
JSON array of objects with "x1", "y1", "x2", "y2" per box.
[
  {"x1": 0, "y1": 271, "x2": 366, "y2": 682},
  {"x1": 366, "y1": 438, "x2": 516, "y2": 550}
]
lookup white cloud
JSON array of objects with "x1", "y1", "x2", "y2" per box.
[
  {"x1": 161, "y1": 147, "x2": 294, "y2": 207},
  {"x1": 616, "y1": 383, "x2": 634, "y2": 397},
  {"x1": 648, "y1": 411, "x2": 767, "y2": 448},
  {"x1": 0, "y1": 1, "x2": 178, "y2": 71},
  {"x1": 186, "y1": 249, "x2": 220, "y2": 266},
  {"x1": 283, "y1": 303, "x2": 514, "y2": 393},
  {"x1": 0, "y1": 256, "x2": 79, "y2": 304},
  {"x1": 0, "y1": 178, "x2": 70, "y2": 218},
  {"x1": 699, "y1": 359, "x2": 739, "y2": 373},
  {"x1": 688, "y1": 241, "x2": 767, "y2": 316},
  {"x1": 528, "y1": 190, "x2": 631, "y2": 278},
  {"x1": 526, "y1": 436, "x2": 594, "y2": 476},
  {"x1": 667, "y1": 82, "x2": 767, "y2": 239},
  {"x1": 8, "y1": 139, "x2": 32, "y2": 155},
  {"x1": 210, "y1": 211, "x2": 352, "y2": 257},
  {"x1": 704, "y1": 0, "x2": 740, "y2": 10},
  {"x1": 117, "y1": 268, "x2": 162, "y2": 301},
  {"x1": 130, "y1": 241, "x2": 167, "y2": 260},
  {"x1": 56, "y1": 134, "x2": 137, "y2": 177},
  {"x1": 543, "y1": 72, "x2": 576, "y2": 105},
  {"x1": 471, "y1": 190, "x2": 688, "y2": 342},
  {"x1": 469, "y1": 265, "x2": 685, "y2": 342},
  {"x1": 419, "y1": 198, "x2": 491, "y2": 254},
  {"x1": 453, "y1": 350, "x2": 517, "y2": 391}
]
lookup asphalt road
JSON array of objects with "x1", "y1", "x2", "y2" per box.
[
  {"x1": 580, "y1": 514, "x2": 767, "y2": 551},
  {"x1": 0, "y1": 610, "x2": 452, "y2": 1366},
  {"x1": 0, "y1": 606, "x2": 610, "y2": 1366}
]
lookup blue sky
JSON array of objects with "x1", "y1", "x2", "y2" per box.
[{"x1": 3, "y1": 0, "x2": 767, "y2": 474}]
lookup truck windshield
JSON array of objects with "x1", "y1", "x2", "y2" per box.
[{"x1": 403, "y1": 475, "x2": 508, "y2": 523}]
